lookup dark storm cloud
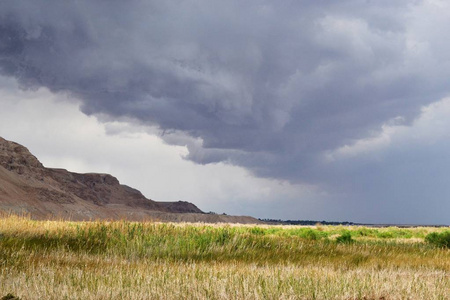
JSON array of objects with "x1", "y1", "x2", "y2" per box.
[{"x1": 1, "y1": 0, "x2": 450, "y2": 190}]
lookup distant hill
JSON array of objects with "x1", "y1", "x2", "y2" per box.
[{"x1": 0, "y1": 137, "x2": 260, "y2": 224}]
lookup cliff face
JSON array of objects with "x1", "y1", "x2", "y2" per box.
[
  {"x1": 0, "y1": 137, "x2": 204, "y2": 220},
  {"x1": 0, "y1": 138, "x2": 44, "y2": 174}
]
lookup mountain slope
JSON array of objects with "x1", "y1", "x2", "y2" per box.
[{"x1": 0, "y1": 137, "x2": 260, "y2": 223}]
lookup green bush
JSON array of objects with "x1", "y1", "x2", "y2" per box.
[
  {"x1": 301, "y1": 228, "x2": 319, "y2": 240},
  {"x1": 336, "y1": 231, "x2": 354, "y2": 244},
  {"x1": 425, "y1": 231, "x2": 450, "y2": 248},
  {"x1": 355, "y1": 227, "x2": 376, "y2": 237}
]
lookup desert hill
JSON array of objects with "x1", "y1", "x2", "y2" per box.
[{"x1": 0, "y1": 137, "x2": 260, "y2": 223}]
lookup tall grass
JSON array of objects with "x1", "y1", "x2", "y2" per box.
[{"x1": 0, "y1": 215, "x2": 448, "y2": 299}]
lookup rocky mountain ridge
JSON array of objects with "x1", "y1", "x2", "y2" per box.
[{"x1": 0, "y1": 137, "x2": 260, "y2": 223}]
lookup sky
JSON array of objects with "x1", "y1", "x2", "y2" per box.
[{"x1": 0, "y1": 0, "x2": 449, "y2": 224}]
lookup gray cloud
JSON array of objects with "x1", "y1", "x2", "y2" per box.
[{"x1": 1, "y1": 0, "x2": 450, "y2": 223}]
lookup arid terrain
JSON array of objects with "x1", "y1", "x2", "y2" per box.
[{"x1": 0, "y1": 137, "x2": 259, "y2": 223}]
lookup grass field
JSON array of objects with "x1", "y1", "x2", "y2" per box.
[{"x1": 0, "y1": 215, "x2": 448, "y2": 299}]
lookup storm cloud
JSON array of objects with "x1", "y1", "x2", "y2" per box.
[{"x1": 1, "y1": 1, "x2": 450, "y2": 223}]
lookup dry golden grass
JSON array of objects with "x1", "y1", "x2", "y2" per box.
[
  {"x1": 1, "y1": 257, "x2": 448, "y2": 299},
  {"x1": 0, "y1": 215, "x2": 448, "y2": 299}
]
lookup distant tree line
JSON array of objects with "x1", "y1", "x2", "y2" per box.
[
  {"x1": 259, "y1": 219, "x2": 448, "y2": 227},
  {"x1": 259, "y1": 219, "x2": 356, "y2": 226}
]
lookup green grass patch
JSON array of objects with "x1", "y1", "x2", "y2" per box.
[{"x1": 425, "y1": 231, "x2": 450, "y2": 248}]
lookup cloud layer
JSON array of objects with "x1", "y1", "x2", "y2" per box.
[{"x1": 1, "y1": 1, "x2": 450, "y2": 223}]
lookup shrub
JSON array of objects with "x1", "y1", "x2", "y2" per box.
[
  {"x1": 355, "y1": 227, "x2": 375, "y2": 237},
  {"x1": 302, "y1": 228, "x2": 319, "y2": 240},
  {"x1": 336, "y1": 231, "x2": 354, "y2": 244},
  {"x1": 425, "y1": 231, "x2": 450, "y2": 248}
]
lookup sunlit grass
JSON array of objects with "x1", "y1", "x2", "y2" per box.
[{"x1": 0, "y1": 215, "x2": 448, "y2": 299}]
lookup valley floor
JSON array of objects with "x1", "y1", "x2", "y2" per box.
[{"x1": 0, "y1": 215, "x2": 448, "y2": 299}]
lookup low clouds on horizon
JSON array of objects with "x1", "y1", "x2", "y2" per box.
[{"x1": 1, "y1": 1, "x2": 449, "y2": 223}]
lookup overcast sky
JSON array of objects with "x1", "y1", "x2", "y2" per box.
[{"x1": 1, "y1": 0, "x2": 449, "y2": 224}]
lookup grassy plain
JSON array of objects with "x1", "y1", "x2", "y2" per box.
[{"x1": 0, "y1": 215, "x2": 448, "y2": 299}]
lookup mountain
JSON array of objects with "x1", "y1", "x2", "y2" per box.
[{"x1": 0, "y1": 137, "x2": 260, "y2": 223}]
